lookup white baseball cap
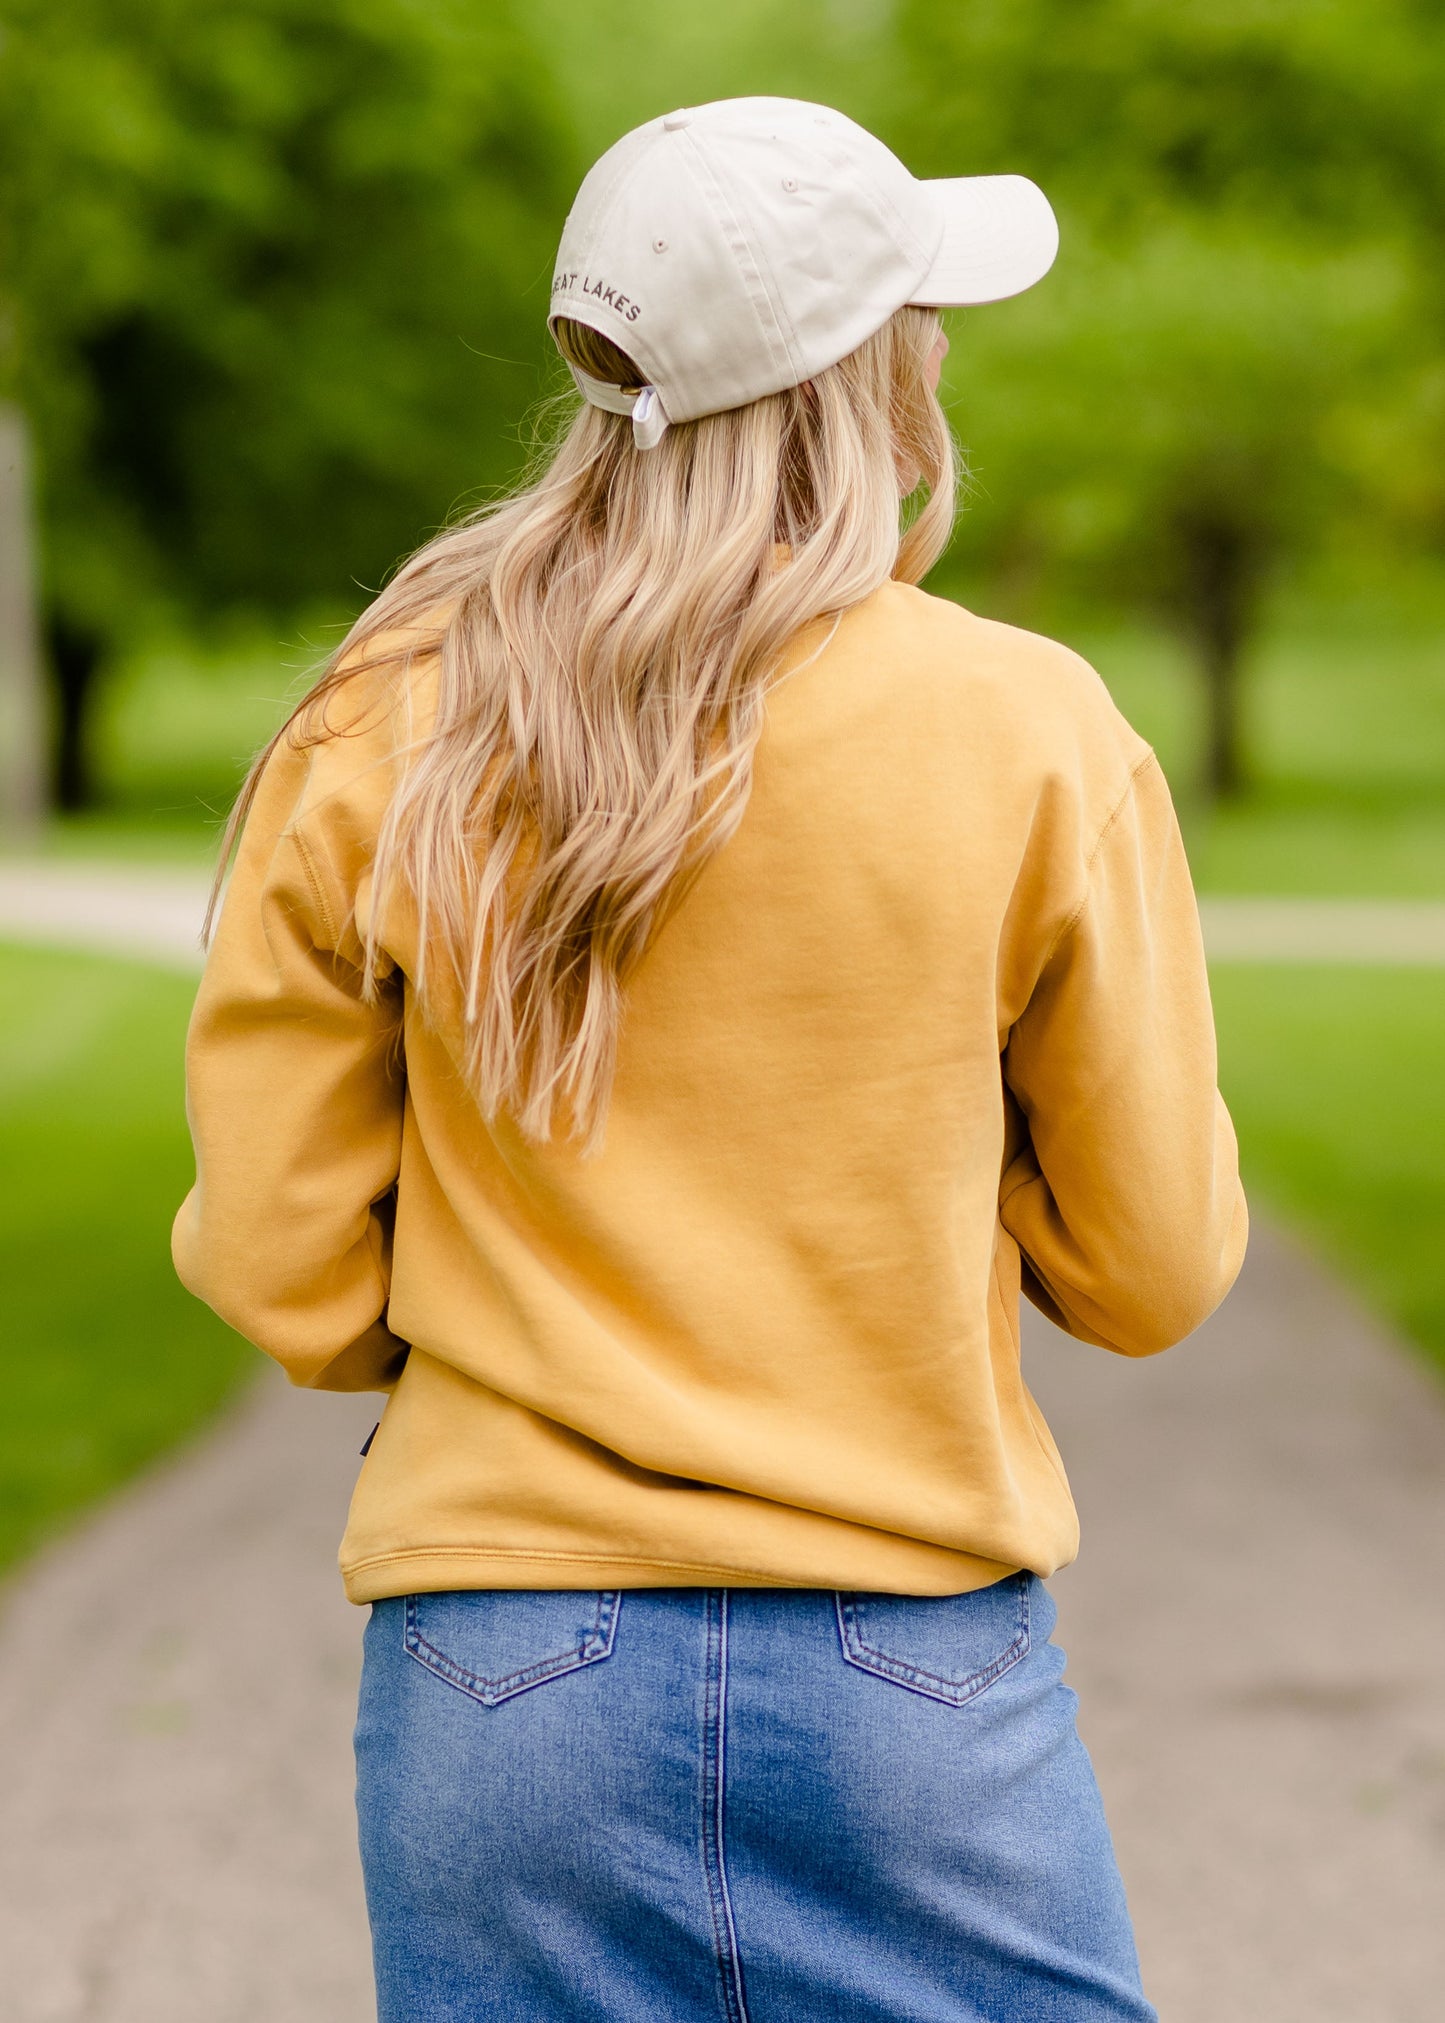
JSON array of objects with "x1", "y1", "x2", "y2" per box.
[{"x1": 549, "y1": 96, "x2": 1059, "y2": 450}]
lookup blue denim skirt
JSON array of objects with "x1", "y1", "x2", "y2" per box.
[{"x1": 355, "y1": 1574, "x2": 1155, "y2": 2021}]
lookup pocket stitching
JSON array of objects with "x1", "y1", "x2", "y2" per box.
[
  {"x1": 404, "y1": 1590, "x2": 621, "y2": 1707},
  {"x1": 835, "y1": 1575, "x2": 1031, "y2": 1708}
]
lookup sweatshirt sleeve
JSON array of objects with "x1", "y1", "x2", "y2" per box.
[
  {"x1": 999, "y1": 750, "x2": 1248, "y2": 1356},
  {"x1": 172, "y1": 736, "x2": 409, "y2": 1392}
]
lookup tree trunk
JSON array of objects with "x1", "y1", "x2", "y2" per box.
[
  {"x1": 48, "y1": 616, "x2": 105, "y2": 812},
  {"x1": 1176, "y1": 512, "x2": 1259, "y2": 802},
  {"x1": 0, "y1": 406, "x2": 46, "y2": 838}
]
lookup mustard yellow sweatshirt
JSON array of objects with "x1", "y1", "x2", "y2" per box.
[{"x1": 174, "y1": 582, "x2": 1247, "y2": 1603}]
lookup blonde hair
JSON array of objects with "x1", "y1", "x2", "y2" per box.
[{"x1": 216, "y1": 304, "x2": 956, "y2": 1148}]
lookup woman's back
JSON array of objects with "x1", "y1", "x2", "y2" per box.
[{"x1": 174, "y1": 577, "x2": 1243, "y2": 1604}]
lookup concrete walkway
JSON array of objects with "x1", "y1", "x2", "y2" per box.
[
  {"x1": 0, "y1": 859, "x2": 216, "y2": 970},
  {"x1": 1199, "y1": 894, "x2": 1445, "y2": 965},
  {"x1": 0, "y1": 1380, "x2": 379, "y2": 2023},
  {"x1": 2, "y1": 861, "x2": 1444, "y2": 2019}
]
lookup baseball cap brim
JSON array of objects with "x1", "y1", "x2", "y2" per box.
[{"x1": 907, "y1": 174, "x2": 1059, "y2": 307}]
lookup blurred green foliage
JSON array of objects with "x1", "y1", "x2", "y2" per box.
[
  {"x1": 0, "y1": 0, "x2": 569, "y2": 622},
  {"x1": 0, "y1": 0, "x2": 571, "y2": 798},
  {"x1": 3, "y1": 0, "x2": 1444, "y2": 805},
  {"x1": 894, "y1": 0, "x2": 1445, "y2": 790}
]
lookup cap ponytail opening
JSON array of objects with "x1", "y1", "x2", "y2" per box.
[{"x1": 553, "y1": 317, "x2": 646, "y2": 393}]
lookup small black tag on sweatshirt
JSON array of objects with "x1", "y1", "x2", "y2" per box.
[{"x1": 360, "y1": 1422, "x2": 379, "y2": 1458}]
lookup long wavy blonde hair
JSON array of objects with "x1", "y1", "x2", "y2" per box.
[{"x1": 217, "y1": 304, "x2": 956, "y2": 1148}]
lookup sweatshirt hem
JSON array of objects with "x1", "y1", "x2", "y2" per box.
[{"x1": 340, "y1": 1542, "x2": 1026, "y2": 1605}]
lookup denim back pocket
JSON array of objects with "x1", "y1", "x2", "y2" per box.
[
  {"x1": 835, "y1": 1573, "x2": 1032, "y2": 1708},
  {"x1": 404, "y1": 1590, "x2": 621, "y2": 1707}
]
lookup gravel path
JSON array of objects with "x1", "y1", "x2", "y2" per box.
[{"x1": 1, "y1": 860, "x2": 1443, "y2": 2020}]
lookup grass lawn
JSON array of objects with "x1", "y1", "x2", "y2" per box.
[
  {"x1": 1066, "y1": 593, "x2": 1445, "y2": 897},
  {"x1": 0, "y1": 942, "x2": 252, "y2": 1579},
  {"x1": 1211, "y1": 964, "x2": 1445, "y2": 1380}
]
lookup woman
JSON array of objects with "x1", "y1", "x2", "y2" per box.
[{"x1": 175, "y1": 98, "x2": 1246, "y2": 2023}]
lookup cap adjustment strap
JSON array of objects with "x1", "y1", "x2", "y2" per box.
[
  {"x1": 629, "y1": 387, "x2": 668, "y2": 451},
  {"x1": 568, "y1": 363, "x2": 671, "y2": 451}
]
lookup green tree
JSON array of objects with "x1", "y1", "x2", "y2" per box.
[
  {"x1": 0, "y1": 0, "x2": 573, "y2": 807},
  {"x1": 940, "y1": 224, "x2": 1408, "y2": 795},
  {"x1": 893, "y1": 0, "x2": 1445, "y2": 797}
]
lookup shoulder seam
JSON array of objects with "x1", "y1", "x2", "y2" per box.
[
  {"x1": 1036, "y1": 747, "x2": 1159, "y2": 973},
  {"x1": 289, "y1": 823, "x2": 341, "y2": 949}
]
